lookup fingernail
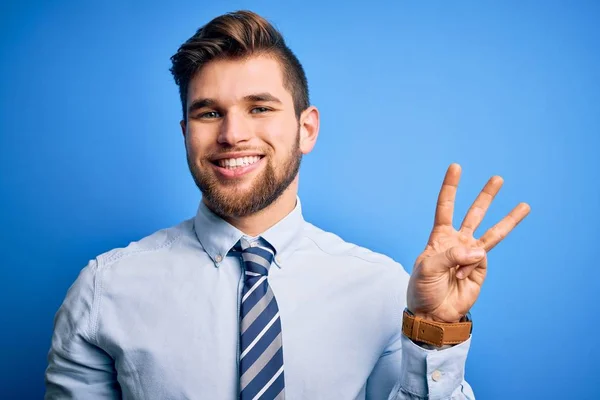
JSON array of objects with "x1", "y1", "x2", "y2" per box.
[{"x1": 457, "y1": 271, "x2": 464, "y2": 279}]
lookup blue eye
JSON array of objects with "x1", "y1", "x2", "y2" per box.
[
  {"x1": 251, "y1": 107, "x2": 269, "y2": 114},
  {"x1": 200, "y1": 111, "x2": 221, "y2": 119}
]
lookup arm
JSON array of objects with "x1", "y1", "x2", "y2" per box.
[
  {"x1": 368, "y1": 164, "x2": 529, "y2": 398},
  {"x1": 366, "y1": 326, "x2": 474, "y2": 400},
  {"x1": 45, "y1": 260, "x2": 121, "y2": 399}
]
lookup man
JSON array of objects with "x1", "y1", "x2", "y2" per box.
[{"x1": 45, "y1": 10, "x2": 530, "y2": 400}]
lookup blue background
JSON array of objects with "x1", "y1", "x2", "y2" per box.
[{"x1": 1, "y1": 1, "x2": 598, "y2": 398}]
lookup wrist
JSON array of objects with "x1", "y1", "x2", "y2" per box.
[
  {"x1": 407, "y1": 308, "x2": 468, "y2": 324},
  {"x1": 412, "y1": 312, "x2": 461, "y2": 324},
  {"x1": 402, "y1": 308, "x2": 472, "y2": 347}
]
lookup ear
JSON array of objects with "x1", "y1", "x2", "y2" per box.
[
  {"x1": 298, "y1": 106, "x2": 319, "y2": 155},
  {"x1": 180, "y1": 120, "x2": 187, "y2": 138}
]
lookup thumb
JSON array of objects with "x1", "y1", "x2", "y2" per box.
[{"x1": 441, "y1": 246, "x2": 486, "y2": 268}]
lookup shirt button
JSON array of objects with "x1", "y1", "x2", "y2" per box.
[
  {"x1": 431, "y1": 370, "x2": 442, "y2": 382},
  {"x1": 276, "y1": 256, "x2": 282, "y2": 264},
  {"x1": 215, "y1": 255, "x2": 223, "y2": 263}
]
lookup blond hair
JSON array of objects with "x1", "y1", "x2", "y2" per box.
[{"x1": 170, "y1": 10, "x2": 309, "y2": 119}]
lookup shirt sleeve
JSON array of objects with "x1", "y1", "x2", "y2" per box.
[
  {"x1": 44, "y1": 260, "x2": 121, "y2": 399},
  {"x1": 366, "y1": 327, "x2": 475, "y2": 400}
]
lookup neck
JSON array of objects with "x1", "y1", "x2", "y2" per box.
[{"x1": 205, "y1": 179, "x2": 299, "y2": 237}]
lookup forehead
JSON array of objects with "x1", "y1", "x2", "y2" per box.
[{"x1": 187, "y1": 54, "x2": 292, "y2": 105}]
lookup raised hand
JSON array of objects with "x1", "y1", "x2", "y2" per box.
[{"x1": 407, "y1": 163, "x2": 531, "y2": 323}]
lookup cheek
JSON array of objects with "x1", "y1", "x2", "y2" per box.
[
  {"x1": 185, "y1": 129, "x2": 212, "y2": 156},
  {"x1": 259, "y1": 118, "x2": 298, "y2": 152}
]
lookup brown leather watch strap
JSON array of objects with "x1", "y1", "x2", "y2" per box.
[{"x1": 402, "y1": 310, "x2": 472, "y2": 347}]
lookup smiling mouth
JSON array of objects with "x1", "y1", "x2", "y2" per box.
[{"x1": 211, "y1": 155, "x2": 265, "y2": 170}]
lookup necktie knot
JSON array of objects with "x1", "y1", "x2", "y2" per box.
[{"x1": 239, "y1": 239, "x2": 274, "y2": 277}]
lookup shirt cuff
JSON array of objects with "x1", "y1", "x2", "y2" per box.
[{"x1": 398, "y1": 334, "x2": 471, "y2": 399}]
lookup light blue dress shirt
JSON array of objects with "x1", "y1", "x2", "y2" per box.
[{"x1": 45, "y1": 197, "x2": 475, "y2": 399}]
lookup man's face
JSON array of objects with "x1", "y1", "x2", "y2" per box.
[{"x1": 181, "y1": 55, "x2": 306, "y2": 218}]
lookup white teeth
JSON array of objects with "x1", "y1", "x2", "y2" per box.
[{"x1": 217, "y1": 156, "x2": 261, "y2": 169}]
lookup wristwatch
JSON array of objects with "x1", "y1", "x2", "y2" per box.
[{"x1": 402, "y1": 308, "x2": 472, "y2": 347}]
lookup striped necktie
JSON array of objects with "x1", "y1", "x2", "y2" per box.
[{"x1": 238, "y1": 239, "x2": 285, "y2": 400}]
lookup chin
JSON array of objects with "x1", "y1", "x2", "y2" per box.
[
  {"x1": 216, "y1": 175, "x2": 258, "y2": 191},
  {"x1": 215, "y1": 178, "x2": 261, "y2": 198}
]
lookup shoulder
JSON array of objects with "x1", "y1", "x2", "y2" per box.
[
  {"x1": 300, "y1": 221, "x2": 411, "y2": 314},
  {"x1": 53, "y1": 219, "x2": 196, "y2": 344},
  {"x1": 301, "y1": 221, "x2": 409, "y2": 277},
  {"x1": 95, "y1": 218, "x2": 196, "y2": 269}
]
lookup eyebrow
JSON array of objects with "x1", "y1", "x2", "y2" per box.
[
  {"x1": 243, "y1": 93, "x2": 282, "y2": 104},
  {"x1": 187, "y1": 92, "x2": 283, "y2": 114},
  {"x1": 188, "y1": 98, "x2": 216, "y2": 114}
]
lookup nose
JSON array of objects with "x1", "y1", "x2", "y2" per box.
[{"x1": 217, "y1": 112, "x2": 252, "y2": 146}]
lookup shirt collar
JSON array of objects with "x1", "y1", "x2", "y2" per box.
[{"x1": 193, "y1": 196, "x2": 305, "y2": 269}]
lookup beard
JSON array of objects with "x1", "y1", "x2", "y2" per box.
[{"x1": 186, "y1": 129, "x2": 302, "y2": 219}]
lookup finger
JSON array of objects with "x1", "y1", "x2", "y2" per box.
[
  {"x1": 433, "y1": 163, "x2": 461, "y2": 227},
  {"x1": 460, "y1": 176, "x2": 504, "y2": 233},
  {"x1": 432, "y1": 246, "x2": 486, "y2": 271},
  {"x1": 456, "y1": 259, "x2": 485, "y2": 279},
  {"x1": 478, "y1": 202, "x2": 531, "y2": 251},
  {"x1": 446, "y1": 246, "x2": 486, "y2": 267}
]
